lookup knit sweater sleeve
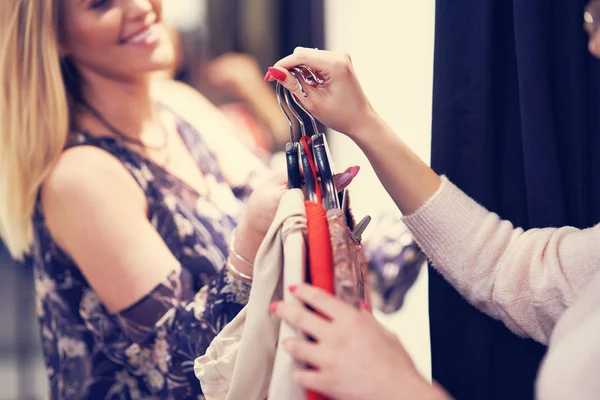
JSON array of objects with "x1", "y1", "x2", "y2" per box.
[{"x1": 402, "y1": 177, "x2": 600, "y2": 344}]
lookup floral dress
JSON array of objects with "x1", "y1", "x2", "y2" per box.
[
  {"x1": 26, "y1": 107, "x2": 426, "y2": 400},
  {"x1": 27, "y1": 110, "x2": 258, "y2": 399}
]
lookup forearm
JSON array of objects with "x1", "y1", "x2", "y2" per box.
[
  {"x1": 350, "y1": 114, "x2": 442, "y2": 216},
  {"x1": 227, "y1": 215, "x2": 264, "y2": 281}
]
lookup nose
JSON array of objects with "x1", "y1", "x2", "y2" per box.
[{"x1": 124, "y1": 0, "x2": 154, "y2": 20}]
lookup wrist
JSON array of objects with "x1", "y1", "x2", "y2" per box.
[
  {"x1": 347, "y1": 110, "x2": 387, "y2": 145},
  {"x1": 232, "y1": 216, "x2": 263, "y2": 265}
]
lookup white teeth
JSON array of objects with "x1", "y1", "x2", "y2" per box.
[{"x1": 127, "y1": 26, "x2": 152, "y2": 44}]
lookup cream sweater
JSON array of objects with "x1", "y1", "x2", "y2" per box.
[{"x1": 403, "y1": 177, "x2": 600, "y2": 399}]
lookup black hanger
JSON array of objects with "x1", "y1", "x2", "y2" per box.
[
  {"x1": 289, "y1": 68, "x2": 340, "y2": 210},
  {"x1": 283, "y1": 84, "x2": 319, "y2": 202}
]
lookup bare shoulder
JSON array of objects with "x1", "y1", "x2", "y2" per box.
[
  {"x1": 152, "y1": 79, "x2": 215, "y2": 113},
  {"x1": 41, "y1": 146, "x2": 146, "y2": 242}
]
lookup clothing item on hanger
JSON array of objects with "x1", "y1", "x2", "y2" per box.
[
  {"x1": 304, "y1": 200, "x2": 334, "y2": 400},
  {"x1": 327, "y1": 208, "x2": 367, "y2": 308},
  {"x1": 194, "y1": 189, "x2": 307, "y2": 400}
]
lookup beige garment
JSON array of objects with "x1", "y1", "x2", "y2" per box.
[
  {"x1": 402, "y1": 177, "x2": 600, "y2": 398},
  {"x1": 194, "y1": 189, "x2": 307, "y2": 400}
]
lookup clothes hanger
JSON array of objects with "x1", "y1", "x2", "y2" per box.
[
  {"x1": 276, "y1": 82, "x2": 302, "y2": 189},
  {"x1": 290, "y1": 67, "x2": 372, "y2": 237},
  {"x1": 289, "y1": 68, "x2": 341, "y2": 210},
  {"x1": 283, "y1": 83, "x2": 319, "y2": 202},
  {"x1": 292, "y1": 65, "x2": 325, "y2": 86}
]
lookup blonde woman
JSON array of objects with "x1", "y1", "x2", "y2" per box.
[{"x1": 0, "y1": 0, "x2": 360, "y2": 398}]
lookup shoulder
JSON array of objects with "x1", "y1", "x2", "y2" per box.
[
  {"x1": 41, "y1": 146, "x2": 146, "y2": 242},
  {"x1": 151, "y1": 80, "x2": 233, "y2": 130},
  {"x1": 152, "y1": 80, "x2": 215, "y2": 113}
]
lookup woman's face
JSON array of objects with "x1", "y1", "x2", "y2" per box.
[{"x1": 60, "y1": 0, "x2": 174, "y2": 81}]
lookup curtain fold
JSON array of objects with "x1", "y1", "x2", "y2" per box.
[{"x1": 430, "y1": 1, "x2": 600, "y2": 398}]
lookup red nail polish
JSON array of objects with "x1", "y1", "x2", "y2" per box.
[
  {"x1": 269, "y1": 302, "x2": 278, "y2": 314},
  {"x1": 263, "y1": 71, "x2": 272, "y2": 82},
  {"x1": 289, "y1": 284, "x2": 298, "y2": 293},
  {"x1": 268, "y1": 67, "x2": 287, "y2": 82},
  {"x1": 350, "y1": 165, "x2": 361, "y2": 178},
  {"x1": 360, "y1": 300, "x2": 372, "y2": 312}
]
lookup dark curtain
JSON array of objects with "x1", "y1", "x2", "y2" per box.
[
  {"x1": 204, "y1": 0, "x2": 325, "y2": 68},
  {"x1": 278, "y1": 0, "x2": 325, "y2": 57},
  {"x1": 430, "y1": 1, "x2": 600, "y2": 399}
]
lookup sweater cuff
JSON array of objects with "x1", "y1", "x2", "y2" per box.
[{"x1": 402, "y1": 177, "x2": 489, "y2": 270}]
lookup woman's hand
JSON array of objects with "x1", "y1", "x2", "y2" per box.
[
  {"x1": 231, "y1": 166, "x2": 361, "y2": 276},
  {"x1": 271, "y1": 284, "x2": 450, "y2": 400},
  {"x1": 265, "y1": 47, "x2": 377, "y2": 139}
]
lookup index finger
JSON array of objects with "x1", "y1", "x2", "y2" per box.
[{"x1": 290, "y1": 284, "x2": 356, "y2": 322}]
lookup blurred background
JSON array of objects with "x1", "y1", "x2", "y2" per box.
[{"x1": 0, "y1": 0, "x2": 435, "y2": 398}]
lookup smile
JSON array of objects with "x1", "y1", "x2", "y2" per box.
[{"x1": 120, "y1": 24, "x2": 159, "y2": 46}]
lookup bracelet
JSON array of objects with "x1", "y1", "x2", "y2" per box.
[
  {"x1": 229, "y1": 229, "x2": 254, "y2": 268},
  {"x1": 227, "y1": 260, "x2": 253, "y2": 283}
]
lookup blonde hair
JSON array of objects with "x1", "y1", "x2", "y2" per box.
[{"x1": 0, "y1": 0, "x2": 69, "y2": 261}]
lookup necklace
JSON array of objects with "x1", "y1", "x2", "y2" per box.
[{"x1": 80, "y1": 100, "x2": 171, "y2": 163}]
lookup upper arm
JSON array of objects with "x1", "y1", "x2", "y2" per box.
[{"x1": 42, "y1": 147, "x2": 180, "y2": 313}]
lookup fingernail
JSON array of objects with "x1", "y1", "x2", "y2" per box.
[
  {"x1": 336, "y1": 172, "x2": 353, "y2": 187},
  {"x1": 289, "y1": 284, "x2": 298, "y2": 293},
  {"x1": 268, "y1": 67, "x2": 287, "y2": 82},
  {"x1": 360, "y1": 300, "x2": 372, "y2": 312},
  {"x1": 263, "y1": 71, "x2": 272, "y2": 82},
  {"x1": 350, "y1": 165, "x2": 360, "y2": 178},
  {"x1": 269, "y1": 302, "x2": 278, "y2": 314}
]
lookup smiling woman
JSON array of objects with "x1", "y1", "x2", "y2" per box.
[{"x1": 0, "y1": 0, "x2": 355, "y2": 399}]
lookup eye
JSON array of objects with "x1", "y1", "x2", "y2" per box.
[{"x1": 90, "y1": 0, "x2": 111, "y2": 10}]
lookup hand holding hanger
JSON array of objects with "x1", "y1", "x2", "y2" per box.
[{"x1": 264, "y1": 48, "x2": 375, "y2": 140}]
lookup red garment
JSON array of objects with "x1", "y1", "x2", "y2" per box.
[
  {"x1": 305, "y1": 201, "x2": 334, "y2": 295},
  {"x1": 305, "y1": 200, "x2": 333, "y2": 400},
  {"x1": 300, "y1": 136, "x2": 323, "y2": 203},
  {"x1": 300, "y1": 136, "x2": 332, "y2": 400}
]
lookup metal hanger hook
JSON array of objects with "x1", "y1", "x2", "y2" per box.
[
  {"x1": 283, "y1": 87, "x2": 307, "y2": 138},
  {"x1": 296, "y1": 64, "x2": 325, "y2": 85},
  {"x1": 276, "y1": 83, "x2": 296, "y2": 142},
  {"x1": 289, "y1": 70, "x2": 319, "y2": 136}
]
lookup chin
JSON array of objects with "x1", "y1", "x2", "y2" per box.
[{"x1": 133, "y1": 44, "x2": 176, "y2": 76}]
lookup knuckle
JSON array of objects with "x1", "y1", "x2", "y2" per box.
[
  {"x1": 287, "y1": 307, "x2": 305, "y2": 327},
  {"x1": 285, "y1": 340, "x2": 299, "y2": 356}
]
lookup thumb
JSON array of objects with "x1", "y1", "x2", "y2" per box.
[{"x1": 265, "y1": 67, "x2": 307, "y2": 99}]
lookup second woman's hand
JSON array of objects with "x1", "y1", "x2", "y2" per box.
[
  {"x1": 270, "y1": 284, "x2": 450, "y2": 400},
  {"x1": 265, "y1": 47, "x2": 378, "y2": 140},
  {"x1": 266, "y1": 48, "x2": 442, "y2": 216}
]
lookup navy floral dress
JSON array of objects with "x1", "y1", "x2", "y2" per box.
[
  {"x1": 27, "y1": 111, "x2": 260, "y2": 399},
  {"x1": 26, "y1": 107, "x2": 427, "y2": 400}
]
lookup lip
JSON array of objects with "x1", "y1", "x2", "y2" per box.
[{"x1": 120, "y1": 19, "x2": 157, "y2": 44}]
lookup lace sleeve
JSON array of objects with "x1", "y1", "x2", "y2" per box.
[{"x1": 79, "y1": 266, "x2": 250, "y2": 398}]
